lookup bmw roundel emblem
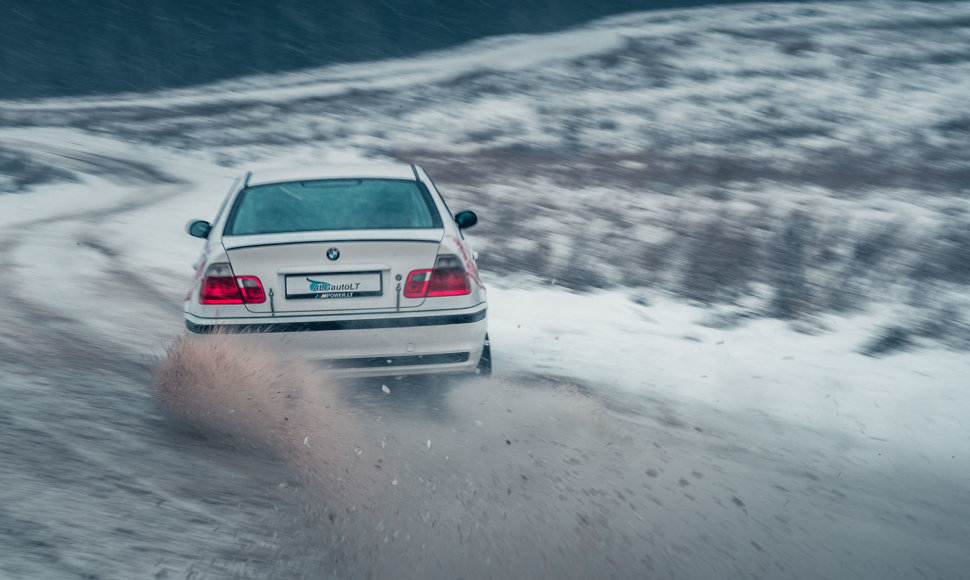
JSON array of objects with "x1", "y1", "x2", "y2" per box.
[{"x1": 326, "y1": 247, "x2": 340, "y2": 261}]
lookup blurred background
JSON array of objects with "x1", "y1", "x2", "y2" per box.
[
  {"x1": 3, "y1": 0, "x2": 968, "y2": 351},
  {"x1": 3, "y1": 0, "x2": 756, "y2": 99}
]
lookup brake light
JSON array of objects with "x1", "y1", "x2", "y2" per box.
[
  {"x1": 403, "y1": 270, "x2": 432, "y2": 298},
  {"x1": 201, "y1": 275, "x2": 241, "y2": 304},
  {"x1": 237, "y1": 276, "x2": 266, "y2": 302},
  {"x1": 428, "y1": 267, "x2": 471, "y2": 296},
  {"x1": 404, "y1": 255, "x2": 471, "y2": 298},
  {"x1": 199, "y1": 263, "x2": 266, "y2": 304}
]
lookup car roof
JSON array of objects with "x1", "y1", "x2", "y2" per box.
[{"x1": 246, "y1": 163, "x2": 418, "y2": 186}]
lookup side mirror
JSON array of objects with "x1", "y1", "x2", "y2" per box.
[
  {"x1": 454, "y1": 210, "x2": 478, "y2": 229},
  {"x1": 186, "y1": 219, "x2": 212, "y2": 239}
]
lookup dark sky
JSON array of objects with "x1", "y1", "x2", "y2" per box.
[{"x1": 0, "y1": 0, "x2": 801, "y2": 99}]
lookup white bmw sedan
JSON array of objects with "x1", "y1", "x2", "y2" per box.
[{"x1": 183, "y1": 163, "x2": 489, "y2": 377}]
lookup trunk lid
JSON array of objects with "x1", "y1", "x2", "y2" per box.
[{"x1": 223, "y1": 229, "x2": 443, "y2": 314}]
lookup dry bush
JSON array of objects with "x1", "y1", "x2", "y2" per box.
[
  {"x1": 679, "y1": 214, "x2": 761, "y2": 304},
  {"x1": 916, "y1": 217, "x2": 970, "y2": 286}
]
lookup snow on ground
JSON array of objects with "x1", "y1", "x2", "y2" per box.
[
  {"x1": 4, "y1": 137, "x2": 967, "y2": 486},
  {"x1": 2, "y1": 0, "x2": 967, "y2": 478},
  {"x1": 490, "y1": 284, "x2": 970, "y2": 472}
]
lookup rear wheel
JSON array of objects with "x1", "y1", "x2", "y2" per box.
[{"x1": 476, "y1": 334, "x2": 492, "y2": 376}]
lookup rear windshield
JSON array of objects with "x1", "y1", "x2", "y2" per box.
[{"x1": 224, "y1": 179, "x2": 443, "y2": 235}]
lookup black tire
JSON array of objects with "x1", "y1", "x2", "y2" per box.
[{"x1": 477, "y1": 334, "x2": 492, "y2": 377}]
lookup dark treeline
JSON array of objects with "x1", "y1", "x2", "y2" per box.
[{"x1": 2, "y1": 0, "x2": 766, "y2": 99}]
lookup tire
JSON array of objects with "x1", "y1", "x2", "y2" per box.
[{"x1": 476, "y1": 334, "x2": 492, "y2": 377}]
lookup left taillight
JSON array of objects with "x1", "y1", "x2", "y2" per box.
[{"x1": 199, "y1": 263, "x2": 265, "y2": 304}]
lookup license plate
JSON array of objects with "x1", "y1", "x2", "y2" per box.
[{"x1": 285, "y1": 271, "x2": 382, "y2": 299}]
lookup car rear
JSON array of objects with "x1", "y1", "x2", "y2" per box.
[{"x1": 183, "y1": 164, "x2": 487, "y2": 377}]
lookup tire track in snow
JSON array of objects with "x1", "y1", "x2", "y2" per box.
[
  {"x1": 0, "y1": 135, "x2": 186, "y2": 372},
  {"x1": 0, "y1": 136, "x2": 304, "y2": 579}
]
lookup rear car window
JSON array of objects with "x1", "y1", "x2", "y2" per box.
[{"x1": 224, "y1": 178, "x2": 443, "y2": 235}]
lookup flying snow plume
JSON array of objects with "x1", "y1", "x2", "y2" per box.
[{"x1": 151, "y1": 333, "x2": 347, "y2": 477}]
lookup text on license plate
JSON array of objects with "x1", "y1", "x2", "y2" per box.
[{"x1": 285, "y1": 271, "x2": 382, "y2": 299}]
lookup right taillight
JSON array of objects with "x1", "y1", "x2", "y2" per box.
[
  {"x1": 404, "y1": 255, "x2": 471, "y2": 298},
  {"x1": 199, "y1": 263, "x2": 266, "y2": 304}
]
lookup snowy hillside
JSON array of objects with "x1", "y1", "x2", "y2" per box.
[{"x1": 3, "y1": 0, "x2": 969, "y2": 352}]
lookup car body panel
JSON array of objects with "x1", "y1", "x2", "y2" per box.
[
  {"x1": 245, "y1": 163, "x2": 417, "y2": 186},
  {"x1": 184, "y1": 305, "x2": 487, "y2": 378},
  {"x1": 224, "y1": 235, "x2": 443, "y2": 314}
]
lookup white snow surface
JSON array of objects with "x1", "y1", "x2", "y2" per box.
[{"x1": 490, "y1": 285, "x2": 969, "y2": 471}]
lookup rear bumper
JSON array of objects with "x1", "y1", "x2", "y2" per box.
[
  {"x1": 183, "y1": 306, "x2": 487, "y2": 377},
  {"x1": 185, "y1": 308, "x2": 485, "y2": 334}
]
